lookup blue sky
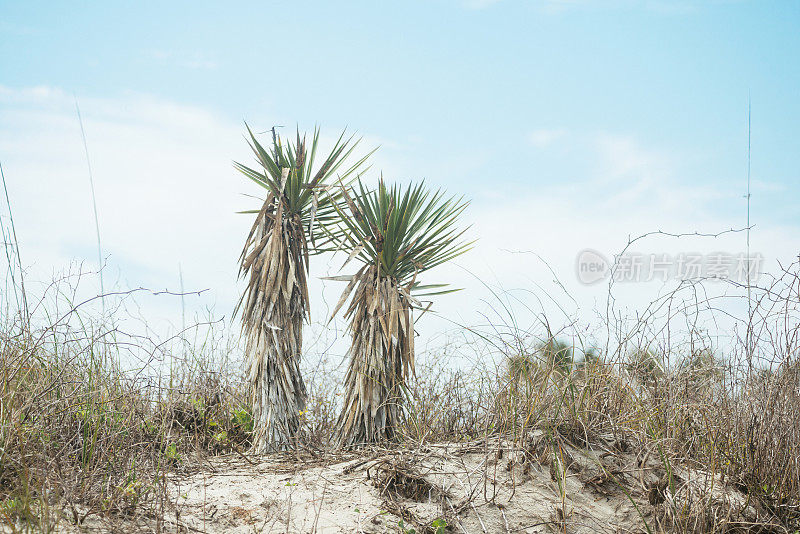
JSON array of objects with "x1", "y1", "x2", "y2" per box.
[
  {"x1": 1, "y1": 1, "x2": 799, "y2": 359},
  {"x1": 4, "y1": 1, "x2": 798, "y2": 192},
  {"x1": 4, "y1": 2, "x2": 799, "y2": 216}
]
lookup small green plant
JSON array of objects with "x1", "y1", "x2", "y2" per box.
[
  {"x1": 189, "y1": 396, "x2": 206, "y2": 415},
  {"x1": 1, "y1": 496, "x2": 34, "y2": 522},
  {"x1": 398, "y1": 519, "x2": 417, "y2": 534},
  {"x1": 431, "y1": 517, "x2": 447, "y2": 533},
  {"x1": 120, "y1": 479, "x2": 143, "y2": 508},
  {"x1": 231, "y1": 408, "x2": 254, "y2": 433},
  {"x1": 164, "y1": 443, "x2": 180, "y2": 463}
]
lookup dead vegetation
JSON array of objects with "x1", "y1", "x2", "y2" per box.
[
  {"x1": 155, "y1": 432, "x2": 787, "y2": 533},
  {"x1": 2, "y1": 256, "x2": 800, "y2": 532},
  {"x1": 0, "y1": 277, "x2": 252, "y2": 532},
  {"x1": 234, "y1": 126, "x2": 370, "y2": 453}
]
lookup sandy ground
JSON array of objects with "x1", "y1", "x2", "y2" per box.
[
  {"x1": 166, "y1": 444, "x2": 646, "y2": 533},
  {"x1": 53, "y1": 432, "x2": 758, "y2": 533}
]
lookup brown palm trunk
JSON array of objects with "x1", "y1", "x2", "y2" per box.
[
  {"x1": 239, "y1": 198, "x2": 309, "y2": 452},
  {"x1": 337, "y1": 266, "x2": 414, "y2": 446}
]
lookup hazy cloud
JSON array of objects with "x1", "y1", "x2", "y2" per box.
[
  {"x1": 1, "y1": 86, "x2": 796, "y2": 358},
  {"x1": 529, "y1": 128, "x2": 567, "y2": 148}
]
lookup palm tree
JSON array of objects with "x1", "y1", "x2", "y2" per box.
[
  {"x1": 234, "y1": 125, "x2": 371, "y2": 452},
  {"x1": 539, "y1": 338, "x2": 574, "y2": 374},
  {"x1": 328, "y1": 178, "x2": 471, "y2": 446},
  {"x1": 626, "y1": 347, "x2": 664, "y2": 387}
]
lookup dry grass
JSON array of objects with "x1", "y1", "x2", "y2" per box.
[
  {"x1": 2, "y1": 258, "x2": 800, "y2": 532},
  {"x1": 0, "y1": 278, "x2": 253, "y2": 532}
]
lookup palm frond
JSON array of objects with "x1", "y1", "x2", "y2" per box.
[
  {"x1": 233, "y1": 124, "x2": 374, "y2": 451},
  {"x1": 234, "y1": 124, "x2": 374, "y2": 253},
  {"x1": 327, "y1": 177, "x2": 473, "y2": 290},
  {"x1": 330, "y1": 178, "x2": 472, "y2": 446}
]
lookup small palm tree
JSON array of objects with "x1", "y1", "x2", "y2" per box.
[
  {"x1": 234, "y1": 125, "x2": 371, "y2": 452},
  {"x1": 539, "y1": 338, "x2": 574, "y2": 374},
  {"x1": 328, "y1": 178, "x2": 471, "y2": 446},
  {"x1": 626, "y1": 347, "x2": 664, "y2": 387}
]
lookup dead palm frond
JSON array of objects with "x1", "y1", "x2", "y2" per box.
[
  {"x1": 235, "y1": 125, "x2": 372, "y2": 452},
  {"x1": 327, "y1": 178, "x2": 472, "y2": 446}
]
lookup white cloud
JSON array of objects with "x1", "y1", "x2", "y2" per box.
[
  {"x1": 0, "y1": 86, "x2": 384, "y2": 362},
  {"x1": 751, "y1": 179, "x2": 787, "y2": 193},
  {"x1": 528, "y1": 128, "x2": 567, "y2": 148},
  {"x1": 0, "y1": 86, "x2": 250, "y2": 337},
  {"x1": 1, "y1": 86, "x2": 796, "y2": 368},
  {"x1": 416, "y1": 130, "x2": 800, "y2": 357}
]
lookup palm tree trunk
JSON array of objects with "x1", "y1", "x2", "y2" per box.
[
  {"x1": 244, "y1": 280, "x2": 305, "y2": 452},
  {"x1": 337, "y1": 267, "x2": 413, "y2": 446},
  {"x1": 239, "y1": 200, "x2": 308, "y2": 452}
]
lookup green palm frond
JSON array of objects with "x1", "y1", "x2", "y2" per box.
[
  {"x1": 234, "y1": 124, "x2": 375, "y2": 252},
  {"x1": 329, "y1": 177, "x2": 473, "y2": 288}
]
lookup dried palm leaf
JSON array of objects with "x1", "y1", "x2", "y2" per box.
[
  {"x1": 234, "y1": 125, "x2": 372, "y2": 452},
  {"x1": 326, "y1": 178, "x2": 472, "y2": 446}
]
